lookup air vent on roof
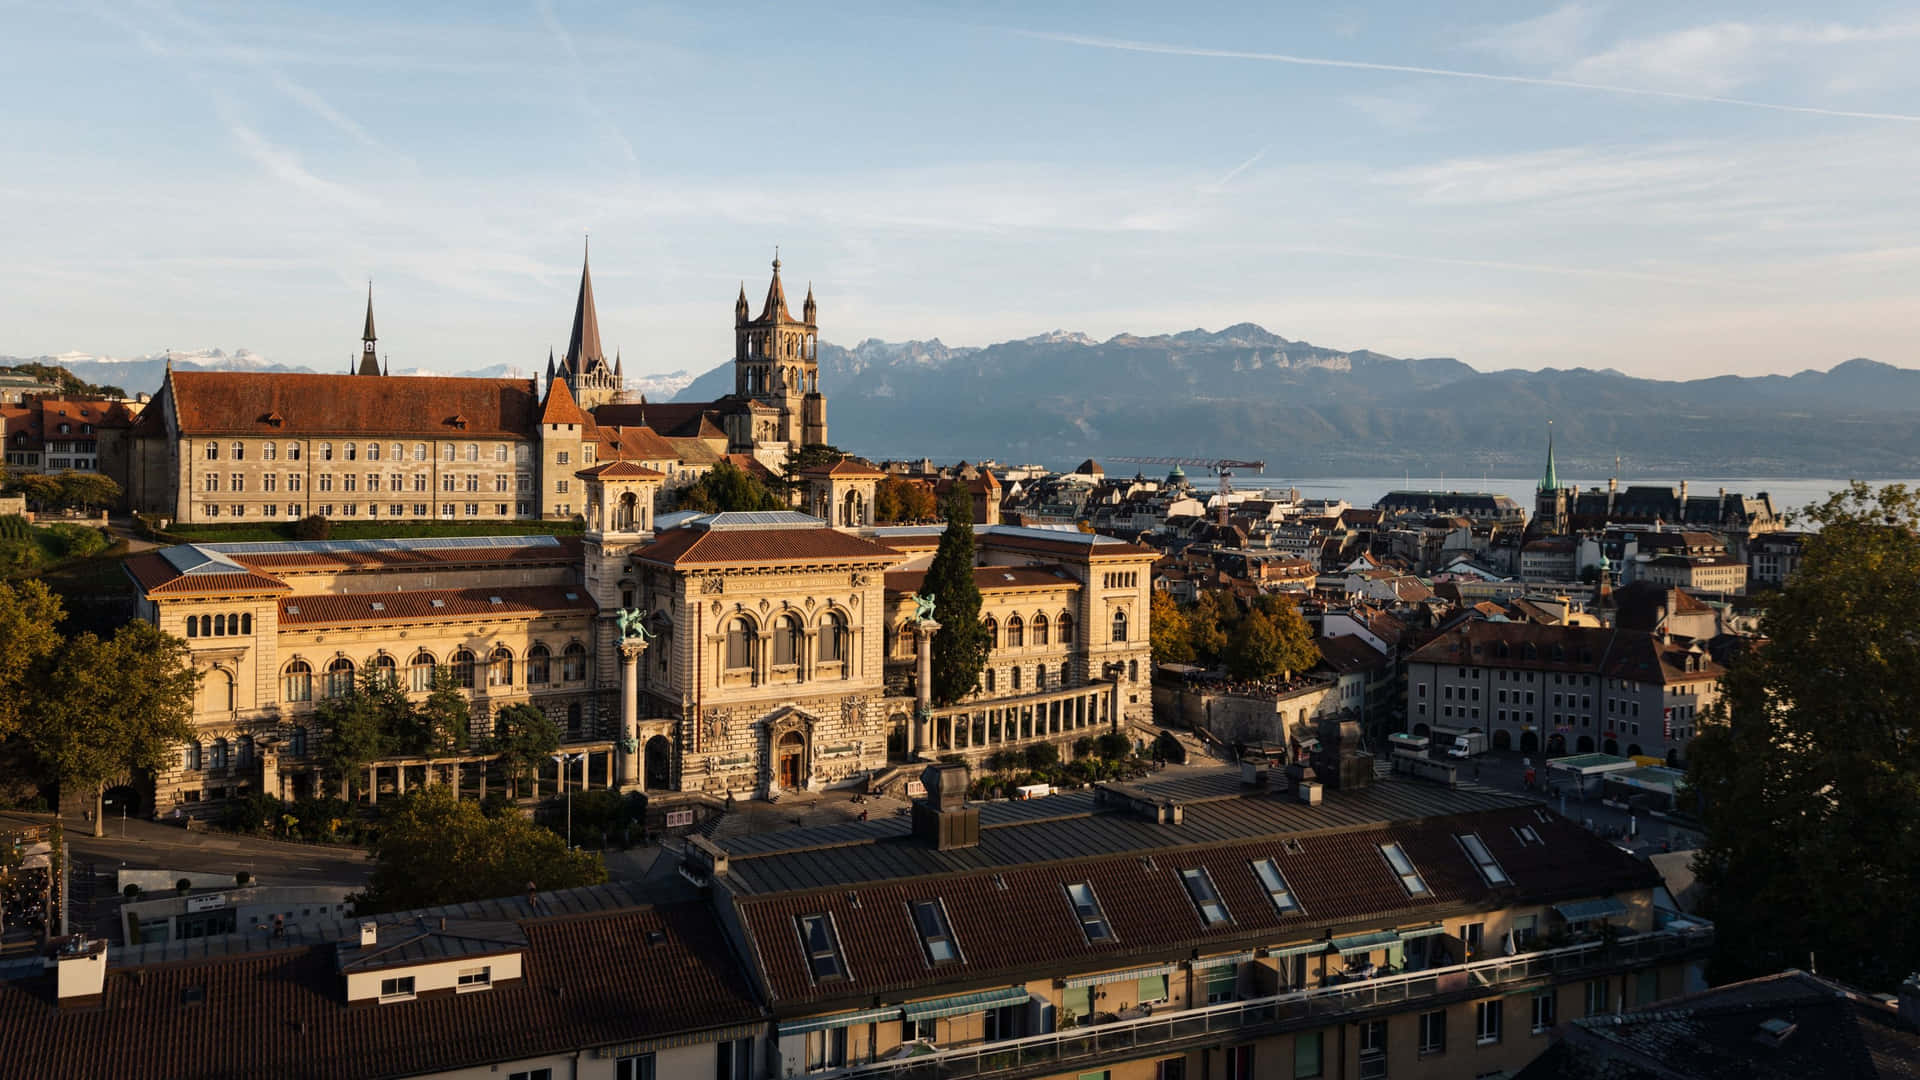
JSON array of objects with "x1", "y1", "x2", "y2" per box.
[
  {"x1": 369, "y1": 602, "x2": 384, "y2": 611},
  {"x1": 430, "y1": 599, "x2": 445, "y2": 608},
  {"x1": 489, "y1": 596, "x2": 502, "y2": 605},
  {"x1": 991, "y1": 874, "x2": 1008, "y2": 892},
  {"x1": 1754, "y1": 1018, "x2": 1797, "y2": 1048},
  {"x1": 565, "y1": 592, "x2": 579, "y2": 600},
  {"x1": 285, "y1": 605, "x2": 300, "y2": 615},
  {"x1": 1140, "y1": 855, "x2": 1157, "y2": 872},
  {"x1": 645, "y1": 930, "x2": 666, "y2": 946},
  {"x1": 181, "y1": 985, "x2": 205, "y2": 1006},
  {"x1": 846, "y1": 891, "x2": 862, "y2": 909},
  {"x1": 1282, "y1": 839, "x2": 1305, "y2": 856}
]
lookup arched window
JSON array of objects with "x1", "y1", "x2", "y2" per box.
[
  {"x1": 287, "y1": 442, "x2": 302, "y2": 461},
  {"x1": 236, "y1": 736, "x2": 254, "y2": 765},
  {"x1": 325, "y1": 657, "x2": 355, "y2": 698},
  {"x1": 392, "y1": 443, "x2": 404, "y2": 461},
  {"x1": 1059, "y1": 662, "x2": 1070, "y2": 687},
  {"x1": 494, "y1": 444, "x2": 508, "y2": 462},
  {"x1": 213, "y1": 613, "x2": 226, "y2": 637},
  {"x1": 562, "y1": 642, "x2": 587, "y2": 682},
  {"x1": 1033, "y1": 613, "x2": 1049, "y2": 646},
  {"x1": 488, "y1": 646, "x2": 514, "y2": 686},
  {"x1": 414, "y1": 443, "x2": 427, "y2": 461},
  {"x1": 366, "y1": 442, "x2": 380, "y2": 461},
  {"x1": 725, "y1": 618, "x2": 754, "y2": 670},
  {"x1": 441, "y1": 443, "x2": 455, "y2": 461},
  {"x1": 450, "y1": 649, "x2": 476, "y2": 689},
  {"x1": 983, "y1": 616, "x2": 999, "y2": 649},
  {"x1": 320, "y1": 442, "x2": 333, "y2": 461},
  {"x1": 1034, "y1": 665, "x2": 1046, "y2": 690},
  {"x1": 1111, "y1": 609, "x2": 1129, "y2": 643},
  {"x1": 210, "y1": 738, "x2": 229, "y2": 770},
  {"x1": 1007, "y1": 615, "x2": 1024, "y2": 647},
  {"x1": 409, "y1": 650, "x2": 436, "y2": 692},
  {"x1": 772, "y1": 614, "x2": 803, "y2": 666},
  {"x1": 1129, "y1": 660, "x2": 1139, "y2": 681},
  {"x1": 527, "y1": 644, "x2": 551, "y2": 685},
  {"x1": 344, "y1": 442, "x2": 358, "y2": 461},
  {"x1": 370, "y1": 654, "x2": 397, "y2": 687},
  {"x1": 186, "y1": 617, "x2": 198, "y2": 638},
  {"x1": 230, "y1": 441, "x2": 244, "y2": 460},
  {"x1": 199, "y1": 614, "x2": 212, "y2": 638},
  {"x1": 289, "y1": 726, "x2": 307, "y2": 757},
  {"x1": 283, "y1": 659, "x2": 312, "y2": 702},
  {"x1": 184, "y1": 741, "x2": 202, "y2": 770},
  {"x1": 263, "y1": 442, "x2": 277, "y2": 461},
  {"x1": 465, "y1": 443, "x2": 478, "y2": 462},
  {"x1": 1011, "y1": 666, "x2": 1022, "y2": 690},
  {"x1": 1059, "y1": 613, "x2": 1075, "y2": 644},
  {"x1": 240, "y1": 613, "x2": 252, "y2": 635},
  {"x1": 819, "y1": 612, "x2": 847, "y2": 664}
]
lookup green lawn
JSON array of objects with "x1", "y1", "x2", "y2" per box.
[{"x1": 162, "y1": 519, "x2": 583, "y2": 543}]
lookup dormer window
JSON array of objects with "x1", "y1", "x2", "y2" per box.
[
  {"x1": 796, "y1": 913, "x2": 847, "y2": 982},
  {"x1": 379, "y1": 976, "x2": 415, "y2": 1001}
]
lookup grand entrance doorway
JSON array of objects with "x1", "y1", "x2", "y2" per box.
[
  {"x1": 777, "y1": 731, "x2": 805, "y2": 789},
  {"x1": 643, "y1": 736, "x2": 672, "y2": 791}
]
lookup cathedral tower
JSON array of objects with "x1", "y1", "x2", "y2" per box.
[
  {"x1": 357, "y1": 284, "x2": 382, "y2": 376},
  {"x1": 1534, "y1": 421, "x2": 1569, "y2": 535},
  {"x1": 560, "y1": 241, "x2": 625, "y2": 410},
  {"x1": 733, "y1": 254, "x2": 827, "y2": 449}
]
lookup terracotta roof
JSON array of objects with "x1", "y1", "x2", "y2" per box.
[
  {"x1": 165, "y1": 371, "x2": 538, "y2": 438},
  {"x1": 592, "y1": 423, "x2": 681, "y2": 462},
  {"x1": 1317, "y1": 634, "x2": 1387, "y2": 673},
  {"x1": 800, "y1": 459, "x2": 886, "y2": 479},
  {"x1": 668, "y1": 437, "x2": 722, "y2": 465},
  {"x1": 575, "y1": 460, "x2": 665, "y2": 480},
  {"x1": 124, "y1": 552, "x2": 292, "y2": 597},
  {"x1": 276, "y1": 585, "x2": 593, "y2": 627},
  {"x1": 0, "y1": 902, "x2": 761, "y2": 1080},
  {"x1": 723, "y1": 453, "x2": 780, "y2": 482},
  {"x1": 1406, "y1": 622, "x2": 1722, "y2": 684},
  {"x1": 538, "y1": 376, "x2": 589, "y2": 427},
  {"x1": 601, "y1": 401, "x2": 721, "y2": 439},
  {"x1": 635, "y1": 526, "x2": 900, "y2": 569}
]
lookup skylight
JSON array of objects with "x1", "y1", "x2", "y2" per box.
[
  {"x1": 1250, "y1": 858, "x2": 1303, "y2": 915},
  {"x1": 1457, "y1": 833, "x2": 1511, "y2": 887},
  {"x1": 911, "y1": 900, "x2": 959, "y2": 965},
  {"x1": 1064, "y1": 882, "x2": 1113, "y2": 942},
  {"x1": 1179, "y1": 867, "x2": 1231, "y2": 926},
  {"x1": 795, "y1": 914, "x2": 846, "y2": 982},
  {"x1": 1380, "y1": 842, "x2": 1430, "y2": 897},
  {"x1": 1512, "y1": 825, "x2": 1543, "y2": 847}
]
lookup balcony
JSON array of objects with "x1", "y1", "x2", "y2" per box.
[{"x1": 809, "y1": 926, "x2": 1710, "y2": 1080}]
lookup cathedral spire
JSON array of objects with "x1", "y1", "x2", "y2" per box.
[
  {"x1": 545, "y1": 348, "x2": 556, "y2": 386},
  {"x1": 357, "y1": 282, "x2": 382, "y2": 376},
  {"x1": 564, "y1": 237, "x2": 605, "y2": 375},
  {"x1": 1539, "y1": 420, "x2": 1559, "y2": 492},
  {"x1": 803, "y1": 281, "x2": 817, "y2": 324},
  {"x1": 735, "y1": 282, "x2": 750, "y2": 325},
  {"x1": 756, "y1": 251, "x2": 794, "y2": 323},
  {"x1": 614, "y1": 350, "x2": 623, "y2": 380}
]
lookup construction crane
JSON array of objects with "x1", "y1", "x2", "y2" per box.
[{"x1": 1108, "y1": 456, "x2": 1266, "y2": 526}]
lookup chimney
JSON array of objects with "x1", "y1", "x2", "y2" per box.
[
  {"x1": 359, "y1": 921, "x2": 377, "y2": 947},
  {"x1": 48, "y1": 937, "x2": 107, "y2": 1005},
  {"x1": 912, "y1": 763, "x2": 980, "y2": 850},
  {"x1": 1900, "y1": 973, "x2": 1920, "y2": 1028}
]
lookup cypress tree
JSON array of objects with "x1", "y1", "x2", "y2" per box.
[{"x1": 924, "y1": 484, "x2": 989, "y2": 706}]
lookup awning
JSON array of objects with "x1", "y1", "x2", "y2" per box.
[
  {"x1": 777, "y1": 1007, "x2": 904, "y2": 1038},
  {"x1": 902, "y1": 986, "x2": 1032, "y2": 1021},
  {"x1": 1270, "y1": 941, "x2": 1328, "y2": 960},
  {"x1": 1190, "y1": 950, "x2": 1255, "y2": 972},
  {"x1": 1332, "y1": 930, "x2": 1401, "y2": 955},
  {"x1": 1554, "y1": 897, "x2": 1629, "y2": 922},
  {"x1": 1398, "y1": 924, "x2": 1448, "y2": 940},
  {"x1": 1063, "y1": 963, "x2": 1181, "y2": 988}
]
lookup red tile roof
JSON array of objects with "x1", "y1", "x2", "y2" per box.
[
  {"x1": 575, "y1": 460, "x2": 666, "y2": 480},
  {"x1": 165, "y1": 371, "x2": 539, "y2": 438},
  {"x1": 635, "y1": 526, "x2": 900, "y2": 568},
  {"x1": 592, "y1": 424, "x2": 681, "y2": 462},
  {"x1": 800, "y1": 459, "x2": 886, "y2": 478},
  {"x1": 277, "y1": 585, "x2": 595, "y2": 627},
  {"x1": 538, "y1": 376, "x2": 589, "y2": 426},
  {"x1": 123, "y1": 552, "x2": 293, "y2": 597}
]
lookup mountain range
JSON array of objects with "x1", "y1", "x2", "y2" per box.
[{"x1": 12, "y1": 327, "x2": 1920, "y2": 477}]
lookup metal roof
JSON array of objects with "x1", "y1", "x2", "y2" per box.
[
  {"x1": 195, "y1": 534, "x2": 565, "y2": 556},
  {"x1": 694, "y1": 510, "x2": 826, "y2": 531}
]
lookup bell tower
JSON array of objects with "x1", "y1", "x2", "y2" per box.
[
  {"x1": 357, "y1": 283, "x2": 381, "y2": 376},
  {"x1": 733, "y1": 253, "x2": 826, "y2": 449}
]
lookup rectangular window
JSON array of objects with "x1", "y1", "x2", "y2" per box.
[
  {"x1": 465, "y1": 502, "x2": 478, "y2": 517},
  {"x1": 1531, "y1": 990, "x2": 1557, "y2": 1033},
  {"x1": 1475, "y1": 999, "x2": 1502, "y2": 1044},
  {"x1": 1063, "y1": 985, "x2": 1093, "y2": 1026},
  {"x1": 1065, "y1": 882, "x2": 1113, "y2": 942},
  {"x1": 442, "y1": 474, "x2": 456, "y2": 491},
  {"x1": 1585, "y1": 978, "x2": 1609, "y2": 1016},
  {"x1": 1380, "y1": 842, "x2": 1429, "y2": 896},
  {"x1": 1637, "y1": 970, "x2": 1659, "y2": 1005},
  {"x1": 230, "y1": 472, "x2": 244, "y2": 492},
  {"x1": 911, "y1": 899, "x2": 958, "y2": 965},
  {"x1": 796, "y1": 914, "x2": 846, "y2": 982},
  {"x1": 715, "y1": 1037, "x2": 751, "y2": 1080},
  {"x1": 556, "y1": 479, "x2": 570, "y2": 493},
  {"x1": 263, "y1": 474, "x2": 277, "y2": 492},
  {"x1": 1291, "y1": 1031, "x2": 1320, "y2": 1078},
  {"x1": 457, "y1": 966, "x2": 491, "y2": 989},
  {"x1": 1156, "y1": 1060, "x2": 1187, "y2": 1080},
  {"x1": 805, "y1": 1028, "x2": 847, "y2": 1072},
  {"x1": 507, "y1": 1072, "x2": 552, "y2": 1080},
  {"x1": 556, "y1": 451, "x2": 570, "y2": 464},
  {"x1": 1462, "y1": 921, "x2": 1485, "y2": 958},
  {"x1": 1137, "y1": 973, "x2": 1168, "y2": 1004},
  {"x1": 1179, "y1": 867, "x2": 1231, "y2": 925},
  {"x1": 1456, "y1": 833, "x2": 1510, "y2": 886},
  {"x1": 1205, "y1": 966, "x2": 1237, "y2": 1004},
  {"x1": 1514, "y1": 914, "x2": 1537, "y2": 946},
  {"x1": 378, "y1": 976, "x2": 415, "y2": 1000},
  {"x1": 1358, "y1": 1019, "x2": 1386, "y2": 1075},
  {"x1": 1419, "y1": 1009, "x2": 1446, "y2": 1054},
  {"x1": 1250, "y1": 858, "x2": 1302, "y2": 915}
]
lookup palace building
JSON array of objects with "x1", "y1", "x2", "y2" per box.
[{"x1": 106, "y1": 251, "x2": 827, "y2": 525}]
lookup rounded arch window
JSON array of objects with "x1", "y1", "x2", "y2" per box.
[
  {"x1": 465, "y1": 443, "x2": 478, "y2": 462},
  {"x1": 414, "y1": 443, "x2": 427, "y2": 461},
  {"x1": 1111, "y1": 609, "x2": 1129, "y2": 643},
  {"x1": 210, "y1": 738, "x2": 229, "y2": 769},
  {"x1": 1058, "y1": 612, "x2": 1075, "y2": 644},
  {"x1": 1007, "y1": 615, "x2": 1024, "y2": 648},
  {"x1": 286, "y1": 442, "x2": 302, "y2": 461},
  {"x1": 449, "y1": 649, "x2": 476, "y2": 689},
  {"x1": 408, "y1": 650, "x2": 437, "y2": 692},
  {"x1": 213, "y1": 613, "x2": 226, "y2": 637},
  {"x1": 282, "y1": 659, "x2": 312, "y2": 702},
  {"x1": 562, "y1": 642, "x2": 587, "y2": 682},
  {"x1": 983, "y1": 616, "x2": 999, "y2": 649},
  {"x1": 184, "y1": 741, "x2": 203, "y2": 771},
  {"x1": 1033, "y1": 613, "x2": 1049, "y2": 646},
  {"x1": 320, "y1": 442, "x2": 333, "y2": 461},
  {"x1": 391, "y1": 442, "x2": 404, "y2": 461},
  {"x1": 488, "y1": 646, "x2": 514, "y2": 686},
  {"x1": 366, "y1": 442, "x2": 381, "y2": 461},
  {"x1": 772, "y1": 613, "x2": 804, "y2": 666},
  {"x1": 344, "y1": 442, "x2": 358, "y2": 460},
  {"x1": 369, "y1": 654, "x2": 397, "y2": 687},
  {"x1": 325, "y1": 657, "x2": 355, "y2": 698},
  {"x1": 1011, "y1": 666, "x2": 1022, "y2": 690},
  {"x1": 819, "y1": 611, "x2": 848, "y2": 664},
  {"x1": 724, "y1": 617, "x2": 756, "y2": 671},
  {"x1": 527, "y1": 644, "x2": 551, "y2": 685}
]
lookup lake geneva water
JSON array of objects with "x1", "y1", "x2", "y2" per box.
[{"x1": 1234, "y1": 477, "x2": 1919, "y2": 521}]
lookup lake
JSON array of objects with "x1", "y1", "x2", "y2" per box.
[{"x1": 1232, "y1": 477, "x2": 1918, "y2": 521}]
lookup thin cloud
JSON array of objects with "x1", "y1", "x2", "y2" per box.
[
  {"x1": 535, "y1": 0, "x2": 641, "y2": 166},
  {"x1": 1203, "y1": 147, "x2": 1267, "y2": 193},
  {"x1": 1020, "y1": 29, "x2": 1920, "y2": 122}
]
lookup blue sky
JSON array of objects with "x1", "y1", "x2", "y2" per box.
[{"x1": 5, "y1": 2, "x2": 1919, "y2": 380}]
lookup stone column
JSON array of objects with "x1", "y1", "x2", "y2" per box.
[
  {"x1": 450, "y1": 760, "x2": 461, "y2": 797},
  {"x1": 913, "y1": 618, "x2": 941, "y2": 756},
  {"x1": 618, "y1": 640, "x2": 647, "y2": 789}
]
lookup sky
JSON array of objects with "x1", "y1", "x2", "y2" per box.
[{"x1": 4, "y1": 2, "x2": 1920, "y2": 381}]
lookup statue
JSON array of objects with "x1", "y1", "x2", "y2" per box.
[
  {"x1": 909, "y1": 592, "x2": 937, "y2": 622},
  {"x1": 616, "y1": 607, "x2": 654, "y2": 643}
]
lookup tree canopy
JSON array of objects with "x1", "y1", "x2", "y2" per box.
[
  {"x1": 874, "y1": 476, "x2": 938, "y2": 523},
  {"x1": 1149, "y1": 590, "x2": 1195, "y2": 666},
  {"x1": 355, "y1": 787, "x2": 604, "y2": 913},
  {"x1": 1154, "y1": 589, "x2": 1318, "y2": 680},
  {"x1": 676, "y1": 460, "x2": 785, "y2": 513},
  {"x1": 489, "y1": 703, "x2": 561, "y2": 797},
  {"x1": 0, "y1": 580, "x2": 64, "y2": 740},
  {"x1": 924, "y1": 484, "x2": 989, "y2": 706},
  {"x1": 2, "y1": 470, "x2": 121, "y2": 512},
  {"x1": 1688, "y1": 482, "x2": 1920, "y2": 991}
]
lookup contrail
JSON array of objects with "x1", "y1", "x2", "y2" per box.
[
  {"x1": 1023, "y1": 30, "x2": 1920, "y2": 123},
  {"x1": 1212, "y1": 147, "x2": 1268, "y2": 189}
]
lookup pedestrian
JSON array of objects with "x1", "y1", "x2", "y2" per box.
[{"x1": 272, "y1": 913, "x2": 285, "y2": 939}]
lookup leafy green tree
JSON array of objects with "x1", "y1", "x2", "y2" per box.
[
  {"x1": 23, "y1": 621, "x2": 197, "y2": 836},
  {"x1": 489, "y1": 703, "x2": 560, "y2": 798},
  {"x1": 292, "y1": 514, "x2": 331, "y2": 540},
  {"x1": 55, "y1": 471, "x2": 119, "y2": 510},
  {"x1": 414, "y1": 665, "x2": 471, "y2": 754},
  {"x1": 676, "y1": 460, "x2": 784, "y2": 513},
  {"x1": 0, "y1": 580, "x2": 64, "y2": 740},
  {"x1": 1688, "y1": 482, "x2": 1920, "y2": 991},
  {"x1": 313, "y1": 670, "x2": 404, "y2": 800},
  {"x1": 356, "y1": 787, "x2": 605, "y2": 913},
  {"x1": 1252, "y1": 594, "x2": 1321, "y2": 678},
  {"x1": 1226, "y1": 600, "x2": 1320, "y2": 682},
  {"x1": 924, "y1": 484, "x2": 990, "y2": 706},
  {"x1": 1186, "y1": 590, "x2": 1238, "y2": 664},
  {"x1": 874, "y1": 476, "x2": 938, "y2": 523},
  {"x1": 1150, "y1": 590, "x2": 1195, "y2": 665},
  {"x1": 780, "y1": 443, "x2": 847, "y2": 494},
  {"x1": 11, "y1": 473, "x2": 63, "y2": 509}
]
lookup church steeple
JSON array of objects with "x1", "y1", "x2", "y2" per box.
[
  {"x1": 803, "y1": 281, "x2": 817, "y2": 324},
  {"x1": 564, "y1": 238, "x2": 605, "y2": 376},
  {"x1": 735, "y1": 283, "x2": 750, "y2": 326},
  {"x1": 1539, "y1": 421, "x2": 1559, "y2": 492},
  {"x1": 357, "y1": 282, "x2": 382, "y2": 376},
  {"x1": 757, "y1": 252, "x2": 794, "y2": 323}
]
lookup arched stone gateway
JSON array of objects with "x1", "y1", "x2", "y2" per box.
[
  {"x1": 1491, "y1": 729, "x2": 1512, "y2": 751},
  {"x1": 102, "y1": 783, "x2": 146, "y2": 821},
  {"x1": 1577, "y1": 735, "x2": 1595, "y2": 753},
  {"x1": 1547, "y1": 733, "x2": 1567, "y2": 755},
  {"x1": 1603, "y1": 739, "x2": 1620, "y2": 756},
  {"x1": 763, "y1": 707, "x2": 819, "y2": 796},
  {"x1": 643, "y1": 735, "x2": 673, "y2": 791},
  {"x1": 1519, "y1": 730, "x2": 1539, "y2": 754},
  {"x1": 776, "y1": 731, "x2": 805, "y2": 790}
]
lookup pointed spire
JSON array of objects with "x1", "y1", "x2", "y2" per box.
[
  {"x1": 614, "y1": 350, "x2": 624, "y2": 379},
  {"x1": 545, "y1": 348, "x2": 556, "y2": 385},
  {"x1": 803, "y1": 281, "x2": 817, "y2": 324},
  {"x1": 356, "y1": 281, "x2": 382, "y2": 375},
  {"x1": 735, "y1": 282, "x2": 750, "y2": 325},
  {"x1": 756, "y1": 250, "x2": 794, "y2": 323},
  {"x1": 382, "y1": 353, "x2": 390, "y2": 377},
  {"x1": 1539, "y1": 420, "x2": 1560, "y2": 492},
  {"x1": 564, "y1": 237, "x2": 606, "y2": 375},
  {"x1": 362, "y1": 281, "x2": 377, "y2": 343}
]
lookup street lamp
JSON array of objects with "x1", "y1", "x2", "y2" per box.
[{"x1": 550, "y1": 752, "x2": 587, "y2": 850}]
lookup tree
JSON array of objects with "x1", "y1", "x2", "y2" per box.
[
  {"x1": 1150, "y1": 591, "x2": 1195, "y2": 665},
  {"x1": 1251, "y1": 594, "x2": 1320, "y2": 679},
  {"x1": 924, "y1": 484, "x2": 990, "y2": 706},
  {"x1": 1225, "y1": 600, "x2": 1320, "y2": 683},
  {"x1": 677, "y1": 460, "x2": 784, "y2": 513},
  {"x1": 23, "y1": 620, "x2": 197, "y2": 836},
  {"x1": 780, "y1": 443, "x2": 847, "y2": 495},
  {"x1": 1186, "y1": 591, "x2": 1238, "y2": 664},
  {"x1": 874, "y1": 476, "x2": 938, "y2": 523},
  {"x1": 11, "y1": 473, "x2": 63, "y2": 509},
  {"x1": 0, "y1": 581, "x2": 64, "y2": 740},
  {"x1": 356, "y1": 787, "x2": 605, "y2": 913},
  {"x1": 313, "y1": 670, "x2": 402, "y2": 800},
  {"x1": 1688, "y1": 482, "x2": 1920, "y2": 991},
  {"x1": 55, "y1": 471, "x2": 119, "y2": 511},
  {"x1": 489, "y1": 703, "x2": 560, "y2": 798},
  {"x1": 292, "y1": 514, "x2": 331, "y2": 540},
  {"x1": 414, "y1": 666, "x2": 471, "y2": 754}
]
